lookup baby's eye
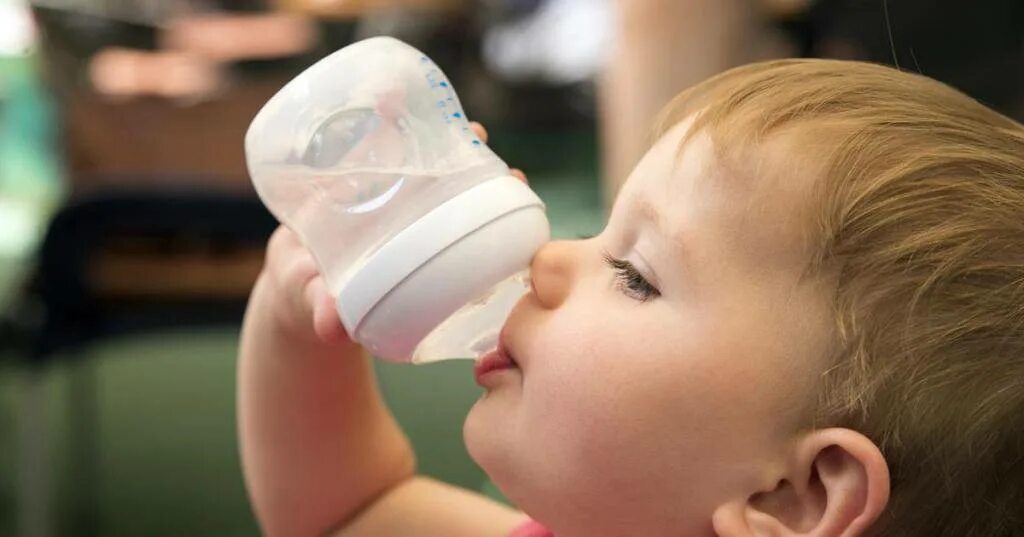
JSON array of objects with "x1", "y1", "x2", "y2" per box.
[{"x1": 603, "y1": 252, "x2": 661, "y2": 302}]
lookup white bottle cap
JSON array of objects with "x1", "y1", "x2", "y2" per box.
[{"x1": 337, "y1": 175, "x2": 549, "y2": 362}]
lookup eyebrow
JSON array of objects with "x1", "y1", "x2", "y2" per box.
[
  {"x1": 633, "y1": 196, "x2": 693, "y2": 284},
  {"x1": 636, "y1": 197, "x2": 670, "y2": 240}
]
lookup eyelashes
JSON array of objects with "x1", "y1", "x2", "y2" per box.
[
  {"x1": 574, "y1": 234, "x2": 662, "y2": 302},
  {"x1": 602, "y1": 251, "x2": 661, "y2": 302}
]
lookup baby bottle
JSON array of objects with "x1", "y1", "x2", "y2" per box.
[{"x1": 245, "y1": 36, "x2": 550, "y2": 363}]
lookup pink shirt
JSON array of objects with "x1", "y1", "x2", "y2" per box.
[{"x1": 509, "y1": 520, "x2": 554, "y2": 537}]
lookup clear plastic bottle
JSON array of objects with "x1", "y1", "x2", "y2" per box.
[{"x1": 245, "y1": 36, "x2": 550, "y2": 363}]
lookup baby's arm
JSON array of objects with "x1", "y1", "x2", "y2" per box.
[{"x1": 238, "y1": 227, "x2": 525, "y2": 537}]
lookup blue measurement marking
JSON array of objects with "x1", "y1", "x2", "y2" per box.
[{"x1": 420, "y1": 60, "x2": 466, "y2": 125}]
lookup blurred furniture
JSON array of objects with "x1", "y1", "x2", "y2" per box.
[
  {"x1": 61, "y1": 86, "x2": 281, "y2": 192},
  {"x1": 12, "y1": 184, "x2": 276, "y2": 537},
  {"x1": 31, "y1": 3, "x2": 320, "y2": 189},
  {"x1": 29, "y1": 184, "x2": 276, "y2": 360},
  {"x1": 15, "y1": 5, "x2": 317, "y2": 536}
]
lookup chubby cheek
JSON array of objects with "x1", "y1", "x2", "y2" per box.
[
  {"x1": 462, "y1": 306, "x2": 647, "y2": 519},
  {"x1": 463, "y1": 289, "x2": 787, "y2": 534},
  {"x1": 521, "y1": 312, "x2": 682, "y2": 484},
  {"x1": 482, "y1": 304, "x2": 720, "y2": 531}
]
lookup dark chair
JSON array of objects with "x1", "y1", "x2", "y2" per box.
[
  {"x1": 30, "y1": 185, "x2": 276, "y2": 360},
  {"x1": 7, "y1": 183, "x2": 276, "y2": 537}
]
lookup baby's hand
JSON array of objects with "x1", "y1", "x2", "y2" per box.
[
  {"x1": 469, "y1": 122, "x2": 528, "y2": 183},
  {"x1": 241, "y1": 121, "x2": 532, "y2": 537},
  {"x1": 260, "y1": 225, "x2": 352, "y2": 346}
]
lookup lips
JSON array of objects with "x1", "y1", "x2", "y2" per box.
[{"x1": 473, "y1": 331, "x2": 519, "y2": 386}]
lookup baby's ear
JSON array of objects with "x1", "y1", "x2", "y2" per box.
[{"x1": 711, "y1": 428, "x2": 890, "y2": 536}]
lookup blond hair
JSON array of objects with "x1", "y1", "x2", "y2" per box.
[{"x1": 656, "y1": 59, "x2": 1024, "y2": 536}]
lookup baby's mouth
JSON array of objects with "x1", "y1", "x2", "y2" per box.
[{"x1": 473, "y1": 332, "x2": 519, "y2": 386}]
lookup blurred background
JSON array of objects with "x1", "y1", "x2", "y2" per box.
[{"x1": 0, "y1": 0, "x2": 1020, "y2": 535}]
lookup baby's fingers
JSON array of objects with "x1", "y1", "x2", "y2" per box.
[
  {"x1": 469, "y1": 121, "x2": 488, "y2": 144},
  {"x1": 303, "y1": 276, "x2": 352, "y2": 346},
  {"x1": 468, "y1": 122, "x2": 529, "y2": 184},
  {"x1": 510, "y1": 168, "x2": 528, "y2": 184}
]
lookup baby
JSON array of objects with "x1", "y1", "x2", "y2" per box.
[{"x1": 238, "y1": 59, "x2": 1024, "y2": 536}]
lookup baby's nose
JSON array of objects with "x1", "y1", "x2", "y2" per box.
[{"x1": 529, "y1": 240, "x2": 577, "y2": 309}]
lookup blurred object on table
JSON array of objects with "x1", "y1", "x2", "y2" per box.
[
  {"x1": 30, "y1": 1, "x2": 319, "y2": 190},
  {"x1": 481, "y1": 0, "x2": 610, "y2": 86},
  {"x1": 274, "y1": 0, "x2": 470, "y2": 19}
]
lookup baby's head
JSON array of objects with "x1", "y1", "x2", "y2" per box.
[{"x1": 464, "y1": 59, "x2": 1024, "y2": 536}]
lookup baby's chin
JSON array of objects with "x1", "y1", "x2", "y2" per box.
[
  {"x1": 463, "y1": 390, "x2": 522, "y2": 475},
  {"x1": 463, "y1": 402, "x2": 534, "y2": 511}
]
